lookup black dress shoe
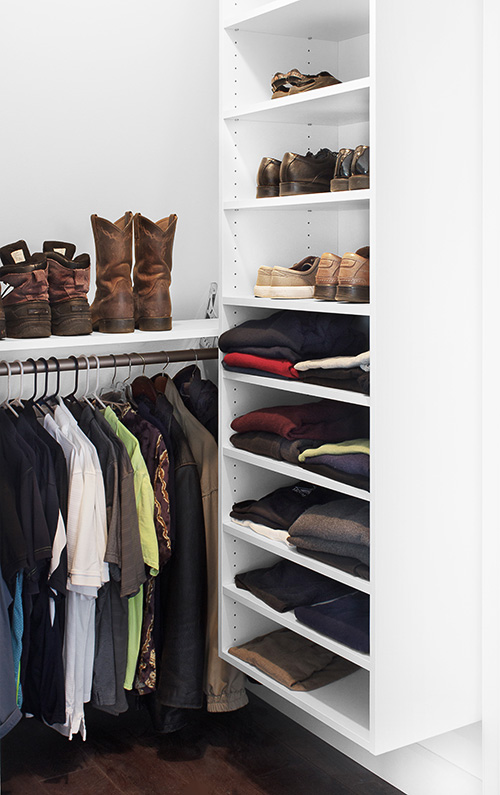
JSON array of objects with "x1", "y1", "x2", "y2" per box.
[{"x1": 330, "y1": 148, "x2": 354, "y2": 191}]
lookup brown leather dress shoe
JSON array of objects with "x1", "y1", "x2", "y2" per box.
[
  {"x1": 335, "y1": 246, "x2": 370, "y2": 303},
  {"x1": 279, "y1": 149, "x2": 337, "y2": 196},
  {"x1": 256, "y1": 157, "x2": 282, "y2": 198},
  {"x1": 313, "y1": 252, "x2": 343, "y2": 300}
]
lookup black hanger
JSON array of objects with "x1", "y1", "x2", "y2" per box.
[
  {"x1": 37, "y1": 358, "x2": 49, "y2": 402},
  {"x1": 63, "y1": 355, "x2": 80, "y2": 403},
  {"x1": 26, "y1": 357, "x2": 38, "y2": 403}
]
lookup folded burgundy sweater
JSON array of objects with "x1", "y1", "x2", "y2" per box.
[
  {"x1": 223, "y1": 352, "x2": 300, "y2": 379},
  {"x1": 230, "y1": 399, "x2": 368, "y2": 441}
]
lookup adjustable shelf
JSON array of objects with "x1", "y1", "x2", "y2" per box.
[
  {"x1": 221, "y1": 295, "x2": 371, "y2": 315},
  {"x1": 223, "y1": 79, "x2": 369, "y2": 126},
  {"x1": 223, "y1": 520, "x2": 371, "y2": 594},
  {"x1": 219, "y1": 647, "x2": 371, "y2": 748},
  {"x1": 222, "y1": 369, "x2": 370, "y2": 405},
  {"x1": 223, "y1": 0, "x2": 370, "y2": 41},
  {"x1": 223, "y1": 445, "x2": 370, "y2": 500},
  {"x1": 223, "y1": 582, "x2": 371, "y2": 669},
  {"x1": 224, "y1": 191, "x2": 370, "y2": 211}
]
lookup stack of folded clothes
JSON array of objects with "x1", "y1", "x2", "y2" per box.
[
  {"x1": 297, "y1": 438, "x2": 370, "y2": 479},
  {"x1": 234, "y1": 559, "x2": 369, "y2": 654},
  {"x1": 235, "y1": 558, "x2": 355, "y2": 612},
  {"x1": 219, "y1": 311, "x2": 369, "y2": 394},
  {"x1": 295, "y1": 593, "x2": 370, "y2": 654},
  {"x1": 230, "y1": 399, "x2": 369, "y2": 490},
  {"x1": 230, "y1": 481, "x2": 334, "y2": 542},
  {"x1": 287, "y1": 497, "x2": 369, "y2": 579},
  {"x1": 228, "y1": 628, "x2": 358, "y2": 691}
]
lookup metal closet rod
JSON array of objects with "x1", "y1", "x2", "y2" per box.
[{"x1": 0, "y1": 348, "x2": 219, "y2": 376}]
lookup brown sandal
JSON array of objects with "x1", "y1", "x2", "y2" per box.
[{"x1": 271, "y1": 69, "x2": 341, "y2": 99}]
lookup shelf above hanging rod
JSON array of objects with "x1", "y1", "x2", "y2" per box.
[{"x1": 0, "y1": 347, "x2": 219, "y2": 376}]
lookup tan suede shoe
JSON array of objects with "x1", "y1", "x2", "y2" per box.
[
  {"x1": 313, "y1": 252, "x2": 343, "y2": 300},
  {"x1": 254, "y1": 256, "x2": 320, "y2": 298},
  {"x1": 335, "y1": 246, "x2": 370, "y2": 303}
]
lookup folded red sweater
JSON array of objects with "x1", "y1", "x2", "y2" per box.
[
  {"x1": 224, "y1": 352, "x2": 300, "y2": 379},
  {"x1": 230, "y1": 399, "x2": 367, "y2": 441}
]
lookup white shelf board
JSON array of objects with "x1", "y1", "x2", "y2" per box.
[
  {"x1": 223, "y1": 583, "x2": 371, "y2": 669},
  {"x1": 222, "y1": 369, "x2": 370, "y2": 406},
  {"x1": 223, "y1": 445, "x2": 370, "y2": 501},
  {"x1": 223, "y1": 520, "x2": 371, "y2": 594},
  {"x1": 224, "y1": 190, "x2": 370, "y2": 211},
  {"x1": 222, "y1": 295, "x2": 371, "y2": 315},
  {"x1": 220, "y1": 649, "x2": 370, "y2": 746},
  {"x1": 224, "y1": 0, "x2": 369, "y2": 42},
  {"x1": 224, "y1": 79, "x2": 369, "y2": 127},
  {"x1": 0, "y1": 319, "x2": 220, "y2": 358}
]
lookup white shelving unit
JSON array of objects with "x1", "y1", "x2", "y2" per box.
[{"x1": 219, "y1": 0, "x2": 482, "y2": 757}]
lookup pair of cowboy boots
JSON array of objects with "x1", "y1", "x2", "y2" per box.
[{"x1": 91, "y1": 211, "x2": 177, "y2": 333}]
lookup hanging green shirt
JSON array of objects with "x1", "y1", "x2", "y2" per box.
[
  {"x1": 103, "y1": 407, "x2": 158, "y2": 573},
  {"x1": 102, "y1": 407, "x2": 158, "y2": 690}
]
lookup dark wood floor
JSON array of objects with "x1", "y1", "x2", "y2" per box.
[{"x1": 1, "y1": 692, "x2": 404, "y2": 795}]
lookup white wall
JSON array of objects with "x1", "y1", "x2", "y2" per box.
[{"x1": 0, "y1": 0, "x2": 219, "y2": 320}]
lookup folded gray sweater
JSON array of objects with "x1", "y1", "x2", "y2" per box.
[{"x1": 287, "y1": 498, "x2": 369, "y2": 546}]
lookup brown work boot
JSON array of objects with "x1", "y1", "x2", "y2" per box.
[
  {"x1": 43, "y1": 241, "x2": 92, "y2": 336},
  {"x1": 279, "y1": 148, "x2": 337, "y2": 196},
  {"x1": 0, "y1": 241, "x2": 51, "y2": 338},
  {"x1": 133, "y1": 213, "x2": 177, "y2": 331},
  {"x1": 335, "y1": 246, "x2": 370, "y2": 303},
  {"x1": 90, "y1": 212, "x2": 134, "y2": 333},
  {"x1": 313, "y1": 252, "x2": 343, "y2": 300}
]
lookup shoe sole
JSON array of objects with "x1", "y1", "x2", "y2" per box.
[
  {"x1": 349, "y1": 175, "x2": 370, "y2": 190},
  {"x1": 330, "y1": 178, "x2": 349, "y2": 191},
  {"x1": 93, "y1": 318, "x2": 135, "y2": 333},
  {"x1": 136, "y1": 317, "x2": 172, "y2": 331},
  {"x1": 335, "y1": 285, "x2": 369, "y2": 302},
  {"x1": 314, "y1": 285, "x2": 337, "y2": 300},
  {"x1": 51, "y1": 299, "x2": 92, "y2": 336},
  {"x1": 280, "y1": 182, "x2": 330, "y2": 196},
  {"x1": 256, "y1": 186, "x2": 279, "y2": 198},
  {"x1": 254, "y1": 286, "x2": 273, "y2": 298},
  {"x1": 265, "y1": 286, "x2": 314, "y2": 298},
  {"x1": 5, "y1": 301, "x2": 51, "y2": 338}
]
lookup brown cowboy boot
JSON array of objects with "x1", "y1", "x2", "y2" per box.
[
  {"x1": 90, "y1": 212, "x2": 134, "y2": 333},
  {"x1": 43, "y1": 241, "x2": 92, "y2": 335},
  {"x1": 133, "y1": 213, "x2": 177, "y2": 331},
  {"x1": 0, "y1": 241, "x2": 51, "y2": 338}
]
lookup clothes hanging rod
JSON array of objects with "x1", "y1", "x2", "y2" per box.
[{"x1": 0, "y1": 348, "x2": 219, "y2": 376}]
